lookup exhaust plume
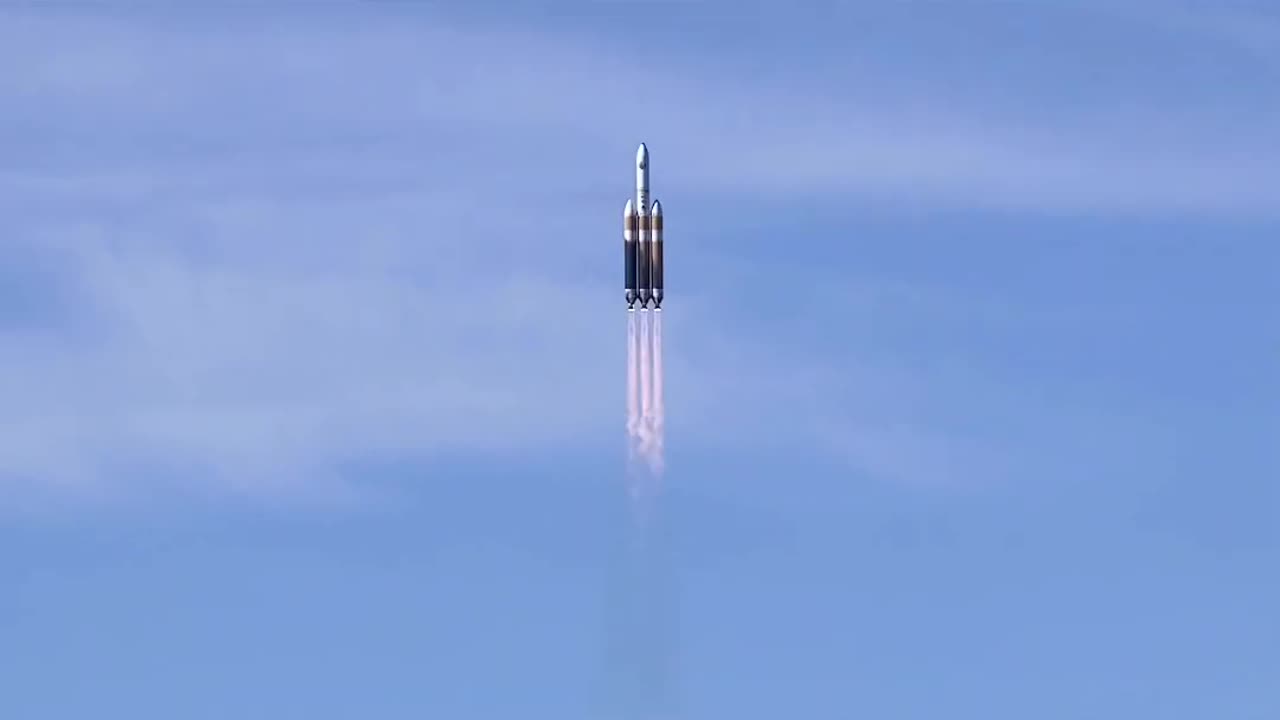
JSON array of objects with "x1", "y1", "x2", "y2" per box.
[
  {"x1": 625, "y1": 310, "x2": 665, "y2": 512},
  {"x1": 613, "y1": 308, "x2": 675, "y2": 719},
  {"x1": 650, "y1": 312, "x2": 665, "y2": 479},
  {"x1": 639, "y1": 311, "x2": 652, "y2": 461},
  {"x1": 626, "y1": 311, "x2": 646, "y2": 504},
  {"x1": 626, "y1": 311, "x2": 640, "y2": 463}
]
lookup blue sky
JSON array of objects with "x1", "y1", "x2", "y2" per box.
[{"x1": 1, "y1": 2, "x2": 1277, "y2": 718}]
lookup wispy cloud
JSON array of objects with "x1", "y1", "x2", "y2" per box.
[
  {"x1": 4, "y1": 6, "x2": 1276, "y2": 213},
  {"x1": 0, "y1": 6, "x2": 1265, "y2": 503}
]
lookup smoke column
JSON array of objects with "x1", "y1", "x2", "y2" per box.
[
  {"x1": 650, "y1": 312, "x2": 665, "y2": 479},
  {"x1": 639, "y1": 311, "x2": 652, "y2": 463},
  {"x1": 626, "y1": 311, "x2": 665, "y2": 512},
  {"x1": 610, "y1": 309, "x2": 675, "y2": 719},
  {"x1": 626, "y1": 312, "x2": 641, "y2": 472}
]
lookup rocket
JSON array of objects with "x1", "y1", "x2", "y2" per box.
[{"x1": 624, "y1": 143, "x2": 663, "y2": 310}]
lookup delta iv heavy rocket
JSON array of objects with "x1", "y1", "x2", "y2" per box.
[{"x1": 624, "y1": 143, "x2": 663, "y2": 310}]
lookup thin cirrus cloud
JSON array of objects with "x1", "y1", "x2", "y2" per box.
[
  {"x1": 3, "y1": 6, "x2": 1276, "y2": 213},
  {"x1": 0, "y1": 6, "x2": 1268, "y2": 501}
]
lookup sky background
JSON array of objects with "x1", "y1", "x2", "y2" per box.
[{"x1": 1, "y1": 1, "x2": 1278, "y2": 718}]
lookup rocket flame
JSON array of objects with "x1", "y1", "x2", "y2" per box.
[{"x1": 626, "y1": 310, "x2": 665, "y2": 509}]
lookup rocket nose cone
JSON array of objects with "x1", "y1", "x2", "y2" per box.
[
  {"x1": 650, "y1": 199, "x2": 662, "y2": 216},
  {"x1": 636, "y1": 143, "x2": 648, "y2": 169},
  {"x1": 624, "y1": 198, "x2": 634, "y2": 215}
]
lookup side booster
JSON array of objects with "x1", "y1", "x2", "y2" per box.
[
  {"x1": 624, "y1": 199, "x2": 637, "y2": 307},
  {"x1": 624, "y1": 143, "x2": 664, "y2": 310},
  {"x1": 651, "y1": 199, "x2": 663, "y2": 308}
]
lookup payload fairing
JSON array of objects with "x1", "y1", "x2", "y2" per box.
[{"x1": 624, "y1": 143, "x2": 664, "y2": 310}]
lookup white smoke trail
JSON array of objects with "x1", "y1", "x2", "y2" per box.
[
  {"x1": 638, "y1": 310, "x2": 653, "y2": 464},
  {"x1": 626, "y1": 311, "x2": 643, "y2": 503},
  {"x1": 611, "y1": 311, "x2": 675, "y2": 711},
  {"x1": 625, "y1": 309, "x2": 666, "y2": 514},
  {"x1": 650, "y1": 311, "x2": 665, "y2": 478},
  {"x1": 626, "y1": 311, "x2": 640, "y2": 462}
]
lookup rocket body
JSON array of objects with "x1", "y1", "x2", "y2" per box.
[
  {"x1": 623, "y1": 143, "x2": 664, "y2": 310},
  {"x1": 624, "y1": 199, "x2": 637, "y2": 308}
]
